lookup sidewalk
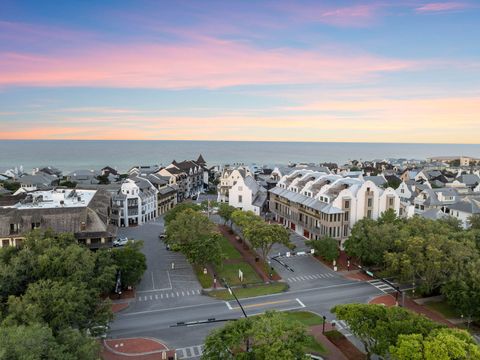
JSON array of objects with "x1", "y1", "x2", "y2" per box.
[{"x1": 101, "y1": 337, "x2": 176, "y2": 360}]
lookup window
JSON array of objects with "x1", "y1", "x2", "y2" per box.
[
  {"x1": 344, "y1": 200, "x2": 350, "y2": 209},
  {"x1": 367, "y1": 210, "x2": 372, "y2": 219},
  {"x1": 344, "y1": 212, "x2": 349, "y2": 221},
  {"x1": 389, "y1": 198, "x2": 394, "y2": 206},
  {"x1": 238, "y1": 195, "x2": 243, "y2": 203},
  {"x1": 238, "y1": 186, "x2": 243, "y2": 191},
  {"x1": 367, "y1": 198, "x2": 372, "y2": 207},
  {"x1": 9, "y1": 224, "x2": 19, "y2": 235},
  {"x1": 31, "y1": 222, "x2": 40, "y2": 230}
]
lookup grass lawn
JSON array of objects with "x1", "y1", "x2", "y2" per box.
[
  {"x1": 283, "y1": 311, "x2": 325, "y2": 326},
  {"x1": 304, "y1": 335, "x2": 327, "y2": 355},
  {"x1": 424, "y1": 300, "x2": 460, "y2": 319},
  {"x1": 207, "y1": 282, "x2": 288, "y2": 300},
  {"x1": 218, "y1": 236, "x2": 242, "y2": 260},
  {"x1": 216, "y1": 262, "x2": 261, "y2": 286},
  {"x1": 194, "y1": 266, "x2": 213, "y2": 289}
]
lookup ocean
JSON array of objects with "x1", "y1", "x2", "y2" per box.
[{"x1": 1, "y1": 140, "x2": 479, "y2": 173}]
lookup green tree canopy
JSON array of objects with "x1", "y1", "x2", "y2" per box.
[
  {"x1": 217, "y1": 203, "x2": 237, "y2": 226},
  {"x1": 390, "y1": 328, "x2": 480, "y2": 360},
  {"x1": 468, "y1": 214, "x2": 480, "y2": 230},
  {"x1": 332, "y1": 304, "x2": 441, "y2": 359},
  {"x1": 243, "y1": 222, "x2": 292, "y2": 261},
  {"x1": 231, "y1": 210, "x2": 262, "y2": 229},
  {"x1": 442, "y1": 258, "x2": 480, "y2": 323},
  {"x1": 165, "y1": 208, "x2": 223, "y2": 267},
  {"x1": 307, "y1": 236, "x2": 339, "y2": 262},
  {"x1": 164, "y1": 202, "x2": 201, "y2": 226},
  {"x1": 112, "y1": 241, "x2": 147, "y2": 288},
  {"x1": 202, "y1": 311, "x2": 310, "y2": 360},
  {"x1": 4, "y1": 279, "x2": 112, "y2": 333}
]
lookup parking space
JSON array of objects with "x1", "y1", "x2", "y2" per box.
[{"x1": 116, "y1": 217, "x2": 206, "y2": 309}]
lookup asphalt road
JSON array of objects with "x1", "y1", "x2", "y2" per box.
[{"x1": 110, "y1": 213, "x2": 383, "y2": 358}]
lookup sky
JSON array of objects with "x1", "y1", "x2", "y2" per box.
[{"x1": 0, "y1": 0, "x2": 479, "y2": 143}]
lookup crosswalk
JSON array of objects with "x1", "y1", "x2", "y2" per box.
[
  {"x1": 137, "y1": 289, "x2": 202, "y2": 302},
  {"x1": 176, "y1": 344, "x2": 204, "y2": 359},
  {"x1": 286, "y1": 273, "x2": 335, "y2": 282},
  {"x1": 368, "y1": 279, "x2": 397, "y2": 293}
]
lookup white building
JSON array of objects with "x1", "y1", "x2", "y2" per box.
[
  {"x1": 229, "y1": 175, "x2": 267, "y2": 215},
  {"x1": 111, "y1": 177, "x2": 158, "y2": 227},
  {"x1": 217, "y1": 166, "x2": 253, "y2": 203}
]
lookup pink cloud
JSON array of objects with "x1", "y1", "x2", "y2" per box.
[
  {"x1": 416, "y1": 2, "x2": 469, "y2": 12},
  {"x1": 274, "y1": 3, "x2": 382, "y2": 28},
  {"x1": 0, "y1": 39, "x2": 417, "y2": 89}
]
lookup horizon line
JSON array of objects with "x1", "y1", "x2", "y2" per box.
[{"x1": 1, "y1": 138, "x2": 480, "y2": 146}]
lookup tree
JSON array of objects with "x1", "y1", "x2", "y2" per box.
[
  {"x1": 166, "y1": 209, "x2": 216, "y2": 248},
  {"x1": 202, "y1": 311, "x2": 310, "y2": 360},
  {"x1": 344, "y1": 218, "x2": 401, "y2": 267},
  {"x1": 442, "y1": 258, "x2": 480, "y2": 325},
  {"x1": 4, "y1": 279, "x2": 112, "y2": 333},
  {"x1": 188, "y1": 233, "x2": 223, "y2": 268},
  {"x1": 332, "y1": 304, "x2": 440, "y2": 359},
  {"x1": 164, "y1": 203, "x2": 201, "y2": 226},
  {"x1": 231, "y1": 210, "x2": 262, "y2": 229},
  {"x1": 112, "y1": 241, "x2": 147, "y2": 288},
  {"x1": 243, "y1": 222, "x2": 292, "y2": 261},
  {"x1": 217, "y1": 203, "x2": 236, "y2": 226},
  {"x1": 438, "y1": 216, "x2": 463, "y2": 231},
  {"x1": 307, "y1": 237, "x2": 339, "y2": 262},
  {"x1": 0, "y1": 323, "x2": 101, "y2": 360},
  {"x1": 390, "y1": 328, "x2": 480, "y2": 360},
  {"x1": 165, "y1": 209, "x2": 223, "y2": 267},
  {"x1": 468, "y1": 214, "x2": 480, "y2": 230},
  {"x1": 1, "y1": 181, "x2": 21, "y2": 192}
]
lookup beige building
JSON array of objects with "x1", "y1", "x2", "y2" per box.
[
  {"x1": 269, "y1": 170, "x2": 400, "y2": 247},
  {"x1": 0, "y1": 188, "x2": 115, "y2": 249}
]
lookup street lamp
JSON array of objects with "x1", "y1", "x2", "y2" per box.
[
  {"x1": 222, "y1": 278, "x2": 247, "y2": 319},
  {"x1": 222, "y1": 278, "x2": 250, "y2": 353}
]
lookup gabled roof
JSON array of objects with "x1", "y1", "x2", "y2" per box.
[
  {"x1": 244, "y1": 176, "x2": 259, "y2": 195},
  {"x1": 197, "y1": 154, "x2": 206, "y2": 165},
  {"x1": 364, "y1": 176, "x2": 387, "y2": 187}
]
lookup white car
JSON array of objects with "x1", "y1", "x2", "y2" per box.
[{"x1": 113, "y1": 237, "x2": 129, "y2": 247}]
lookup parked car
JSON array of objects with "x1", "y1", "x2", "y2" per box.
[
  {"x1": 87, "y1": 324, "x2": 109, "y2": 339},
  {"x1": 113, "y1": 237, "x2": 129, "y2": 247},
  {"x1": 159, "y1": 233, "x2": 167, "y2": 240}
]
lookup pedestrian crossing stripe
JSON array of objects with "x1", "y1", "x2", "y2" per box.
[
  {"x1": 286, "y1": 273, "x2": 335, "y2": 282},
  {"x1": 176, "y1": 344, "x2": 204, "y2": 359},
  {"x1": 368, "y1": 279, "x2": 397, "y2": 293},
  {"x1": 137, "y1": 289, "x2": 201, "y2": 302}
]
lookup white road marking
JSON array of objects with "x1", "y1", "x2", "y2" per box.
[
  {"x1": 296, "y1": 298, "x2": 306, "y2": 308},
  {"x1": 151, "y1": 272, "x2": 155, "y2": 290},
  {"x1": 225, "y1": 301, "x2": 233, "y2": 310},
  {"x1": 186, "y1": 290, "x2": 190, "y2": 295}
]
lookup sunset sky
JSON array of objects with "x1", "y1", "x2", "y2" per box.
[{"x1": 0, "y1": 0, "x2": 479, "y2": 143}]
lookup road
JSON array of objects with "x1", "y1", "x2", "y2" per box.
[{"x1": 110, "y1": 208, "x2": 383, "y2": 358}]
